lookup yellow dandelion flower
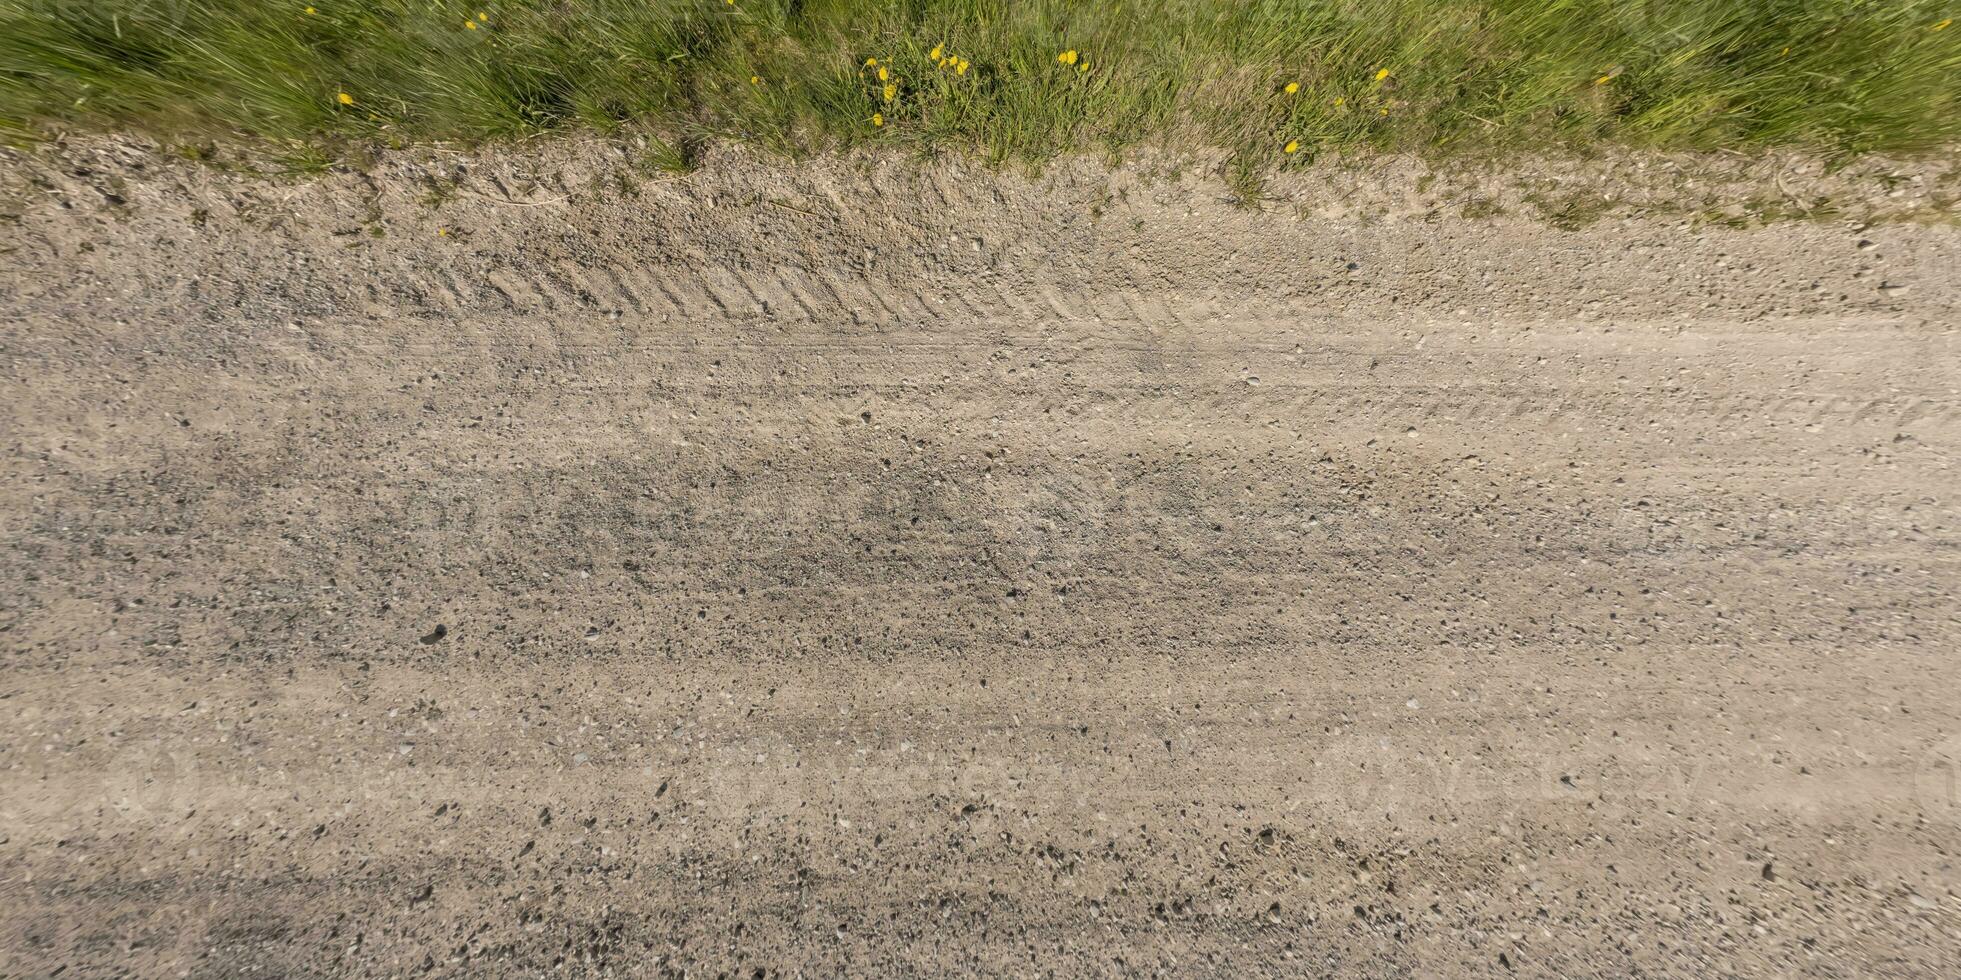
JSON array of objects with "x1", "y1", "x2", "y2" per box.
[
  {"x1": 1058, "y1": 49, "x2": 1078, "y2": 65},
  {"x1": 1283, "y1": 140, "x2": 1300, "y2": 154},
  {"x1": 1284, "y1": 81, "x2": 1299, "y2": 94},
  {"x1": 337, "y1": 91, "x2": 354, "y2": 105},
  {"x1": 464, "y1": 19, "x2": 476, "y2": 29},
  {"x1": 437, "y1": 228, "x2": 448, "y2": 237},
  {"x1": 1333, "y1": 96, "x2": 1345, "y2": 107},
  {"x1": 883, "y1": 83, "x2": 896, "y2": 101},
  {"x1": 930, "y1": 44, "x2": 944, "y2": 60},
  {"x1": 865, "y1": 57, "x2": 878, "y2": 67},
  {"x1": 1933, "y1": 18, "x2": 1951, "y2": 31},
  {"x1": 750, "y1": 75, "x2": 761, "y2": 85},
  {"x1": 1374, "y1": 68, "x2": 1390, "y2": 82},
  {"x1": 877, "y1": 66, "x2": 889, "y2": 81},
  {"x1": 1078, "y1": 60, "x2": 1088, "y2": 73},
  {"x1": 477, "y1": 11, "x2": 487, "y2": 20},
  {"x1": 304, "y1": 6, "x2": 316, "y2": 13},
  {"x1": 1379, "y1": 107, "x2": 1389, "y2": 115},
  {"x1": 956, "y1": 59, "x2": 970, "y2": 76},
  {"x1": 871, "y1": 112, "x2": 884, "y2": 127}
]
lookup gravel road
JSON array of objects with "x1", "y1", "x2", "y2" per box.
[{"x1": 3, "y1": 144, "x2": 1959, "y2": 977}]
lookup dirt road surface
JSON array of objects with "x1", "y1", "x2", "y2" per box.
[{"x1": 3, "y1": 144, "x2": 1960, "y2": 976}]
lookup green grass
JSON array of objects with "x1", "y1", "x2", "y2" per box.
[{"x1": 2, "y1": 0, "x2": 1956, "y2": 166}]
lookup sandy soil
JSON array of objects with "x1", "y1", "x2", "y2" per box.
[{"x1": 2, "y1": 140, "x2": 1960, "y2": 977}]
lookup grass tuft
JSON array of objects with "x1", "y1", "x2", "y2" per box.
[{"x1": 1, "y1": 1, "x2": 1956, "y2": 163}]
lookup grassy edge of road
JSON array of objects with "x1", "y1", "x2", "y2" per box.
[{"x1": 1, "y1": 0, "x2": 1958, "y2": 176}]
